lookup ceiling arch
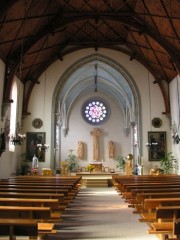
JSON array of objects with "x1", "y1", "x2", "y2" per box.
[{"x1": 53, "y1": 54, "x2": 140, "y2": 137}]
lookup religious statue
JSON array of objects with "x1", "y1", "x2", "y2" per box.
[
  {"x1": 90, "y1": 128, "x2": 102, "y2": 161},
  {"x1": 78, "y1": 141, "x2": 84, "y2": 159},
  {"x1": 109, "y1": 141, "x2": 115, "y2": 159},
  {"x1": 32, "y1": 154, "x2": 39, "y2": 169}
]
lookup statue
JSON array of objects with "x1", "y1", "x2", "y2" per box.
[
  {"x1": 32, "y1": 154, "x2": 39, "y2": 169},
  {"x1": 109, "y1": 141, "x2": 115, "y2": 159},
  {"x1": 90, "y1": 128, "x2": 102, "y2": 161},
  {"x1": 78, "y1": 141, "x2": 84, "y2": 159}
]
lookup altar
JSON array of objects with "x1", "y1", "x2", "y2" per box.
[{"x1": 88, "y1": 162, "x2": 103, "y2": 172}]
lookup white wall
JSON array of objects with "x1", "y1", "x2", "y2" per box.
[
  {"x1": 0, "y1": 48, "x2": 173, "y2": 177},
  {"x1": 0, "y1": 60, "x2": 24, "y2": 178},
  {"x1": 170, "y1": 75, "x2": 180, "y2": 174},
  {"x1": 24, "y1": 48, "x2": 170, "y2": 174},
  {"x1": 61, "y1": 92, "x2": 131, "y2": 170}
]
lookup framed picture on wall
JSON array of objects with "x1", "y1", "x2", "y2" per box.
[
  {"x1": 26, "y1": 132, "x2": 46, "y2": 162},
  {"x1": 148, "y1": 131, "x2": 166, "y2": 161}
]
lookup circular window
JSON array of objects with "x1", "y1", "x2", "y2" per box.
[{"x1": 81, "y1": 97, "x2": 110, "y2": 125}]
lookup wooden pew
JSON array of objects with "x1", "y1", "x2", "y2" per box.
[
  {"x1": 139, "y1": 198, "x2": 180, "y2": 223},
  {"x1": 0, "y1": 192, "x2": 66, "y2": 212},
  {"x1": 0, "y1": 191, "x2": 64, "y2": 200},
  {"x1": 148, "y1": 206, "x2": 180, "y2": 238},
  {"x1": 135, "y1": 192, "x2": 180, "y2": 214},
  {"x1": 0, "y1": 206, "x2": 51, "y2": 220},
  {"x1": 0, "y1": 176, "x2": 83, "y2": 239},
  {"x1": 0, "y1": 219, "x2": 56, "y2": 240},
  {"x1": 0, "y1": 219, "x2": 38, "y2": 240},
  {"x1": 125, "y1": 188, "x2": 180, "y2": 206},
  {"x1": 0, "y1": 197, "x2": 61, "y2": 221},
  {"x1": 113, "y1": 175, "x2": 180, "y2": 239},
  {"x1": 0, "y1": 197, "x2": 59, "y2": 208}
]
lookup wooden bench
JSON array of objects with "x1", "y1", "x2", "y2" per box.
[
  {"x1": 139, "y1": 198, "x2": 180, "y2": 223},
  {"x1": 0, "y1": 206, "x2": 51, "y2": 220},
  {"x1": 0, "y1": 197, "x2": 59, "y2": 209},
  {"x1": 148, "y1": 206, "x2": 180, "y2": 238},
  {"x1": 0, "y1": 219, "x2": 38, "y2": 240},
  {"x1": 135, "y1": 193, "x2": 180, "y2": 213},
  {"x1": 0, "y1": 197, "x2": 61, "y2": 220},
  {"x1": 113, "y1": 175, "x2": 180, "y2": 239},
  {"x1": 0, "y1": 219, "x2": 56, "y2": 240}
]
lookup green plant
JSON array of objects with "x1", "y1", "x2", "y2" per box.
[
  {"x1": 115, "y1": 156, "x2": 126, "y2": 172},
  {"x1": 86, "y1": 164, "x2": 94, "y2": 172},
  {"x1": 16, "y1": 153, "x2": 31, "y2": 175},
  {"x1": 65, "y1": 152, "x2": 78, "y2": 172},
  {"x1": 159, "y1": 152, "x2": 177, "y2": 174}
]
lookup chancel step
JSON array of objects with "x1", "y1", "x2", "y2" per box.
[{"x1": 86, "y1": 179, "x2": 108, "y2": 188}]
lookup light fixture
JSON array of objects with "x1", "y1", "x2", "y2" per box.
[
  {"x1": 36, "y1": 143, "x2": 49, "y2": 152},
  {"x1": 34, "y1": 35, "x2": 50, "y2": 154},
  {"x1": 146, "y1": 141, "x2": 158, "y2": 149},
  {"x1": 94, "y1": 63, "x2": 98, "y2": 92},
  {"x1": 9, "y1": 122, "x2": 26, "y2": 145},
  {"x1": 145, "y1": 35, "x2": 158, "y2": 150},
  {"x1": 8, "y1": 7, "x2": 26, "y2": 146}
]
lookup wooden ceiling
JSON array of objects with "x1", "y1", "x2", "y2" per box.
[{"x1": 0, "y1": 0, "x2": 179, "y2": 115}]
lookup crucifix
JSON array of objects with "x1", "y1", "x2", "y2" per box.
[{"x1": 90, "y1": 128, "x2": 102, "y2": 161}]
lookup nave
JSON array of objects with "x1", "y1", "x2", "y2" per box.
[{"x1": 50, "y1": 187, "x2": 158, "y2": 240}]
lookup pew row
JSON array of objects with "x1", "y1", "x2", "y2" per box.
[{"x1": 0, "y1": 219, "x2": 56, "y2": 240}]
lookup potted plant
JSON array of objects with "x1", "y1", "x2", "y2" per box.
[
  {"x1": 159, "y1": 152, "x2": 177, "y2": 174},
  {"x1": 115, "y1": 156, "x2": 126, "y2": 172},
  {"x1": 65, "y1": 150, "x2": 78, "y2": 172},
  {"x1": 16, "y1": 153, "x2": 31, "y2": 175}
]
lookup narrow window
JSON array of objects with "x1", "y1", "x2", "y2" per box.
[{"x1": 9, "y1": 81, "x2": 17, "y2": 151}]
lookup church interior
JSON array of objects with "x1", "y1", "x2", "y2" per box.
[{"x1": 0, "y1": 1, "x2": 179, "y2": 239}]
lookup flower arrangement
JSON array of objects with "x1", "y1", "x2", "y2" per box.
[
  {"x1": 31, "y1": 168, "x2": 39, "y2": 175},
  {"x1": 86, "y1": 164, "x2": 94, "y2": 172}
]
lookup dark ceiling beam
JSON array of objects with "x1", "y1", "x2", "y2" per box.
[
  {"x1": 103, "y1": 20, "x2": 128, "y2": 41},
  {"x1": 135, "y1": 12, "x2": 180, "y2": 20},
  {"x1": 3, "y1": 13, "x2": 180, "y2": 105},
  {"x1": 128, "y1": 30, "x2": 162, "y2": 79},
  {"x1": 0, "y1": 0, "x2": 14, "y2": 17},
  {"x1": 10, "y1": 13, "x2": 179, "y2": 64},
  {"x1": 0, "y1": 13, "x2": 57, "y2": 24},
  {"x1": 124, "y1": 1, "x2": 180, "y2": 70},
  {"x1": 24, "y1": 38, "x2": 48, "y2": 81},
  {"x1": 127, "y1": 41, "x2": 166, "y2": 55},
  {"x1": 0, "y1": 35, "x2": 33, "y2": 46},
  {"x1": 160, "y1": 0, "x2": 179, "y2": 41},
  {"x1": 126, "y1": 27, "x2": 180, "y2": 42},
  {"x1": 141, "y1": 0, "x2": 160, "y2": 33}
]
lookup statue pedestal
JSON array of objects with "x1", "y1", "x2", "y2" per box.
[{"x1": 125, "y1": 161, "x2": 132, "y2": 175}]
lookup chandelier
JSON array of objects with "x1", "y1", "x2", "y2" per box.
[
  {"x1": 9, "y1": 122, "x2": 26, "y2": 145},
  {"x1": 145, "y1": 35, "x2": 158, "y2": 150},
  {"x1": 36, "y1": 143, "x2": 49, "y2": 152},
  {"x1": 146, "y1": 141, "x2": 158, "y2": 149}
]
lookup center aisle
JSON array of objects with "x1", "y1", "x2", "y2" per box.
[{"x1": 52, "y1": 187, "x2": 158, "y2": 240}]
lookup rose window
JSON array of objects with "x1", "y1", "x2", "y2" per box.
[{"x1": 81, "y1": 98, "x2": 110, "y2": 125}]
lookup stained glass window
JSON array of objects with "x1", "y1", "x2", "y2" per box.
[{"x1": 81, "y1": 97, "x2": 110, "y2": 125}]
